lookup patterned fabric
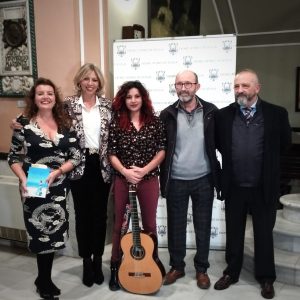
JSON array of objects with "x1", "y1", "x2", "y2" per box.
[
  {"x1": 7, "y1": 121, "x2": 81, "y2": 254},
  {"x1": 64, "y1": 95, "x2": 112, "y2": 183},
  {"x1": 108, "y1": 116, "x2": 166, "y2": 180},
  {"x1": 242, "y1": 107, "x2": 254, "y2": 123}
]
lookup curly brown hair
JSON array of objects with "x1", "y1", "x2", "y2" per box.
[{"x1": 24, "y1": 77, "x2": 72, "y2": 130}]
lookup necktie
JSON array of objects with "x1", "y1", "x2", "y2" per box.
[{"x1": 243, "y1": 107, "x2": 253, "y2": 123}]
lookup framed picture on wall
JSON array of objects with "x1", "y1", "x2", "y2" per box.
[
  {"x1": 148, "y1": 0, "x2": 201, "y2": 38},
  {"x1": 0, "y1": 0, "x2": 37, "y2": 97},
  {"x1": 122, "y1": 24, "x2": 145, "y2": 39},
  {"x1": 296, "y1": 67, "x2": 300, "y2": 112}
]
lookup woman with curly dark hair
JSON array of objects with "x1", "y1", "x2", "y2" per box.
[
  {"x1": 108, "y1": 81, "x2": 166, "y2": 291},
  {"x1": 8, "y1": 77, "x2": 81, "y2": 299},
  {"x1": 24, "y1": 78, "x2": 72, "y2": 130},
  {"x1": 11, "y1": 64, "x2": 113, "y2": 289}
]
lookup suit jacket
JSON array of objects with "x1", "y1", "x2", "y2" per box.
[
  {"x1": 215, "y1": 98, "x2": 291, "y2": 203},
  {"x1": 64, "y1": 95, "x2": 112, "y2": 183}
]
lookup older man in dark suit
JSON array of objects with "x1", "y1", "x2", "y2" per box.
[{"x1": 214, "y1": 69, "x2": 291, "y2": 299}]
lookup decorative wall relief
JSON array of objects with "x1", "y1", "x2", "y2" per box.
[{"x1": 0, "y1": 0, "x2": 37, "y2": 97}]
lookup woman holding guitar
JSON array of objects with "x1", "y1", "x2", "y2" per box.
[{"x1": 108, "y1": 80, "x2": 166, "y2": 293}]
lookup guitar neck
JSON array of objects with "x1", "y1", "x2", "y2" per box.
[{"x1": 129, "y1": 184, "x2": 141, "y2": 246}]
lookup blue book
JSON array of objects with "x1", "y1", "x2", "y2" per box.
[{"x1": 26, "y1": 164, "x2": 50, "y2": 198}]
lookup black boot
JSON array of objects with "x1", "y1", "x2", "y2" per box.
[
  {"x1": 109, "y1": 261, "x2": 120, "y2": 291},
  {"x1": 35, "y1": 277, "x2": 60, "y2": 299},
  {"x1": 34, "y1": 278, "x2": 53, "y2": 299},
  {"x1": 49, "y1": 281, "x2": 61, "y2": 296},
  {"x1": 93, "y1": 256, "x2": 104, "y2": 285},
  {"x1": 36, "y1": 253, "x2": 59, "y2": 299},
  {"x1": 82, "y1": 257, "x2": 94, "y2": 287}
]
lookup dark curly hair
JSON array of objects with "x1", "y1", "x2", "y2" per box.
[
  {"x1": 24, "y1": 77, "x2": 72, "y2": 130},
  {"x1": 112, "y1": 80, "x2": 155, "y2": 130}
]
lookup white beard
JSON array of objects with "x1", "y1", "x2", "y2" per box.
[{"x1": 236, "y1": 95, "x2": 248, "y2": 106}]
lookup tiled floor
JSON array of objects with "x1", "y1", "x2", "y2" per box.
[{"x1": 0, "y1": 242, "x2": 299, "y2": 300}]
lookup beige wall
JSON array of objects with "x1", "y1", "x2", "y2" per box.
[
  {"x1": 35, "y1": 0, "x2": 80, "y2": 96},
  {"x1": 0, "y1": 0, "x2": 109, "y2": 153},
  {"x1": 0, "y1": 101, "x2": 22, "y2": 153}
]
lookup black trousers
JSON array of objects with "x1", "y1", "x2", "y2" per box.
[
  {"x1": 224, "y1": 186, "x2": 277, "y2": 283},
  {"x1": 71, "y1": 153, "x2": 110, "y2": 258}
]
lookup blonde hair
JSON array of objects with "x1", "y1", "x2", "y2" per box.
[{"x1": 73, "y1": 63, "x2": 105, "y2": 97}]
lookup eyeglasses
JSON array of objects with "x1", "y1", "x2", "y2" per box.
[{"x1": 174, "y1": 82, "x2": 197, "y2": 89}]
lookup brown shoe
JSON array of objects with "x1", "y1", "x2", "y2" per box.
[
  {"x1": 196, "y1": 272, "x2": 211, "y2": 289},
  {"x1": 163, "y1": 268, "x2": 185, "y2": 285},
  {"x1": 261, "y1": 282, "x2": 275, "y2": 299},
  {"x1": 214, "y1": 275, "x2": 238, "y2": 290}
]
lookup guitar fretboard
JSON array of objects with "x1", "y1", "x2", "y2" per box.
[{"x1": 129, "y1": 186, "x2": 141, "y2": 248}]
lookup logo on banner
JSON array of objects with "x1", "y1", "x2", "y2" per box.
[
  {"x1": 209, "y1": 69, "x2": 219, "y2": 81},
  {"x1": 222, "y1": 82, "x2": 232, "y2": 94},
  {"x1": 211, "y1": 226, "x2": 219, "y2": 238},
  {"x1": 187, "y1": 212, "x2": 193, "y2": 224},
  {"x1": 131, "y1": 58, "x2": 140, "y2": 70},
  {"x1": 157, "y1": 225, "x2": 167, "y2": 237},
  {"x1": 222, "y1": 40, "x2": 233, "y2": 52},
  {"x1": 183, "y1": 56, "x2": 192, "y2": 68},
  {"x1": 116, "y1": 45, "x2": 126, "y2": 57},
  {"x1": 156, "y1": 71, "x2": 166, "y2": 82},
  {"x1": 168, "y1": 43, "x2": 178, "y2": 55},
  {"x1": 221, "y1": 202, "x2": 225, "y2": 210},
  {"x1": 169, "y1": 83, "x2": 176, "y2": 95}
]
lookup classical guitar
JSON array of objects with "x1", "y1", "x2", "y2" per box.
[{"x1": 118, "y1": 184, "x2": 165, "y2": 294}]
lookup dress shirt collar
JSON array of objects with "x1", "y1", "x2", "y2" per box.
[{"x1": 78, "y1": 95, "x2": 100, "y2": 109}]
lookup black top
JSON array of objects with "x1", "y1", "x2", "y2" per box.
[{"x1": 108, "y1": 116, "x2": 166, "y2": 180}]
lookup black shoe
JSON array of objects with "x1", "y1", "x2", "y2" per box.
[
  {"x1": 34, "y1": 278, "x2": 55, "y2": 299},
  {"x1": 82, "y1": 258, "x2": 94, "y2": 287},
  {"x1": 261, "y1": 282, "x2": 275, "y2": 299},
  {"x1": 93, "y1": 256, "x2": 104, "y2": 285},
  {"x1": 214, "y1": 274, "x2": 238, "y2": 290},
  {"x1": 109, "y1": 261, "x2": 120, "y2": 291}
]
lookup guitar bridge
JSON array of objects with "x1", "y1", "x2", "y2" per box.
[{"x1": 128, "y1": 272, "x2": 151, "y2": 278}]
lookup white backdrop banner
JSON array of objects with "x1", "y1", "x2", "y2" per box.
[{"x1": 113, "y1": 34, "x2": 236, "y2": 249}]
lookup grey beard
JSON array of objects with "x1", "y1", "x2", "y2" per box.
[
  {"x1": 179, "y1": 94, "x2": 193, "y2": 103},
  {"x1": 236, "y1": 95, "x2": 248, "y2": 106}
]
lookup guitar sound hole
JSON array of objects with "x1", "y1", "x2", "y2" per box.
[{"x1": 130, "y1": 245, "x2": 145, "y2": 260}]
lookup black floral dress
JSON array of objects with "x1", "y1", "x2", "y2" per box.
[{"x1": 7, "y1": 120, "x2": 81, "y2": 254}]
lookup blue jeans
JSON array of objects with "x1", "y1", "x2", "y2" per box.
[{"x1": 166, "y1": 175, "x2": 214, "y2": 273}]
